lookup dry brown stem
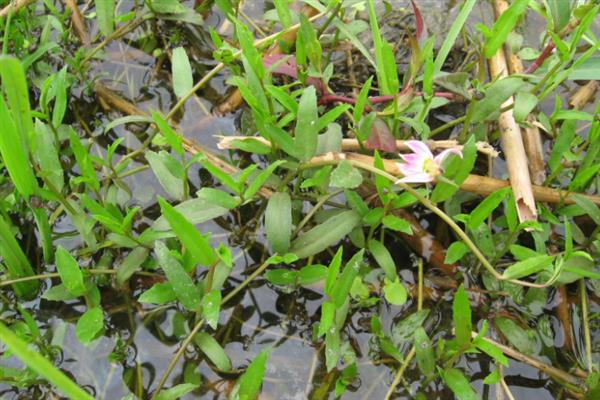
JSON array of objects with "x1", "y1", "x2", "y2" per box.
[
  {"x1": 489, "y1": 0, "x2": 537, "y2": 223},
  {"x1": 64, "y1": 0, "x2": 90, "y2": 46},
  {"x1": 217, "y1": 136, "x2": 499, "y2": 157},
  {"x1": 214, "y1": 4, "x2": 318, "y2": 115},
  {"x1": 307, "y1": 152, "x2": 600, "y2": 206},
  {"x1": 0, "y1": 0, "x2": 32, "y2": 17},
  {"x1": 569, "y1": 80, "x2": 599, "y2": 110}
]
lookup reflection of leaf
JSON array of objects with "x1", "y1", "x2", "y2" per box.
[{"x1": 391, "y1": 309, "x2": 430, "y2": 345}]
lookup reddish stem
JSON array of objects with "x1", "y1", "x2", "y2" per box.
[
  {"x1": 524, "y1": 41, "x2": 555, "y2": 74},
  {"x1": 318, "y1": 91, "x2": 457, "y2": 106}
]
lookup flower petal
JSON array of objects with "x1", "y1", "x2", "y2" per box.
[
  {"x1": 399, "y1": 153, "x2": 424, "y2": 164},
  {"x1": 396, "y1": 172, "x2": 434, "y2": 183},
  {"x1": 433, "y1": 148, "x2": 463, "y2": 164},
  {"x1": 397, "y1": 163, "x2": 424, "y2": 176},
  {"x1": 405, "y1": 140, "x2": 434, "y2": 158}
]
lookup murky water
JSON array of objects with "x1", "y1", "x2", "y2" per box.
[{"x1": 1, "y1": 0, "x2": 599, "y2": 399}]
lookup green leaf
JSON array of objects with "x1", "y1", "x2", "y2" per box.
[
  {"x1": 329, "y1": 160, "x2": 363, "y2": 189},
  {"x1": 325, "y1": 246, "x2": 343, "y2": 296},
  {"x1": 548, "y1": 0, "x2": 571, "y2": 32},
  {"x1": 116, "y1": 247, "x2": 148, "y2": 285},
  {"x1": 382, "y1": 215, "x2": 412, "y2": 234},
  {"x1": 317, "y1": 301, "x2": 335, "y2": 337},
  {"x1": 202, "y1": 290, "x2": 221, "y2": 329},
  {"x1": 568, "y1": 56, "x2": 600, "y2": 80},
  {"x1": 414, "y1": 327, "x2": 435, "y2": 378},
  {"x1": 265, "y1": 192, "x2": 292, "y2": 254},
  {"x1": 467, "y1": 187, "x2": 511, "y2": 230},
  {"x1": 473, "y1": 337, "x2": 509, "y2": 367},
  {"x1": 367, "y1": 0, "x2": 394, "y2": 95},
  {"x1": 445, "y1": 241, "x2": 469, "y2": 264},
  {"x1": 152, "y1": 112, "x2": 184, "y2": 155},
  {"x1": 431, "y1": 136, "x2": 477, "y2": 203},
  {"x1": 513, "y1": 91, "x2": 538, "y2": 122},
  {"x1": 158, "y1": 197, "x2": 217, "y2": 266},
  {"x1": 151, "y1": 0, "x2": 187, "y2": 14},
  {"x1": 96, "y1": 0, "x2": 115, "y2": 36},
  {"x1": 354, "y1": 76, "x2": 373, "y2": 122},
  {"x1": 453, "y1": 284, "x2": 471, "y2": 349},
  {"x1": 294, "y1": 86, "x2": 319, "y2": 161},
  {"x1": 265, "y1": 269, "x2": 297, "y2": 285},
  {"x1": 153, "y1": 197, "x2": 230, "y2": 231},
  {"x1": 571, "y1": 193, "x2": 600, "y2": 226},
  {"x1": 502, "y1": 255, "x2": 554, "y2": 280},
  {"x1": 0, "y1": 322, "x2": 94, "y2": 400},
  {"x1": 146, "y1": 150, "x2": 184, "y2": 200},
  {"x1": 156, "y1": 383, "x2": 199, "y2": 400},
  {"x1": 331, "y1": 250, "x2": 364, "y2": 307},
  {"x1": 171, "y1": 47, "x2": 194, "y2": 99},
  {"x1": 75, "y1": 308, "x2": 104, "y2": 344},
  {"x1": 483, "y1": 0, "x2": 530, "y2": 58},
  {"x1": 55, "y1": 246, "x2": 86, "y2": 296},
  {"x1": 441, "y1": 368, "x2": 480, "y2": 400},
  {"x1": 33, "y1": 121, "x2": 64, "y2": 192},
  {"x1": 392, "y1": 309, "x2": 430, "y2": 345},
  {"x1": 299, "y1": 265, "x2": 328, "y2": 286},
  {"x1": 194, "y1": 332, "x2": 232, "y2": 371},
  {"x1": 290, "y1": 211, "x2": 361, "y2": 259},
  {"x1": 383, "y1": 277, "x2": 407, "y2": 306},
  {"x1": 154, "y1": 241, "x2": 202, "y2": 310},
  {"x1": 368, "y1": 239, "x2": 397, "y2": 280},
  {"x1": 0, "y1": 96, "x2": 37, "y2": 198},
  {"x1": 138, "y1": 282, "x2": 177, "y2": 304},
  {"x1": 494, "y1": 317, "x2": 535, "y2": 354},
  {"x1": 0, "y1": 215, "x2": 38, "y2": 297},
  {"x1": 273, "y1": 0, "x2": 292, "y2": 28},
  {"x1": 434, "y1": 0, "x2": 477, "y2": 73},
  {"x1": 471, "y1": 77, "x2": 524, "y2": 122},
  {"x1": 233, "y1": 347, "x2": 270, "y2": 399},
  {"x1": 0, "y1": 54, "x2": 35, "y2": 141},
  {"x1": 244, "y1": 160, "x2": 285, "y2": 200}
]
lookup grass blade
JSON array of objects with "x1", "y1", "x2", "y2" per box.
[{"x1": 0, "y1": 321, "x2": 94, "y2": 400}]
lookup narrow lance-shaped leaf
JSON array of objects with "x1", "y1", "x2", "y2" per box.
[
  {"x1": 96, "y1": 0, "x2": 116, "y2": 36},
  {"x1": 453, "y1": 284, "x2": 471, "y2": 349},
  {"x1": 0, "y1": 215, "x2": 39, "y2": 297},
  {"x1": 294, "y1": 86, "x2": 319, "y2": 161},
  {"x1": 155, "y1": 241, "x2": 202, "y2": 311},
  {"x1": 158, "y1": 197, "x2": 217, "y2": 267},
  {"x1": 171, "y1": 47, "x2": 194, "y2": 99},
  {"x1": 483, "y1": 0, "x2": 530, "y2": 58},
  {"x1": 55, "y1": 246, "x2": 87, "y2": 296},
  {"x1": 0, "y1": 322, "x2": 95, "y2": 400},
  {"x1": 265, "y1": 192, "x2": 292, "y2": 253}
]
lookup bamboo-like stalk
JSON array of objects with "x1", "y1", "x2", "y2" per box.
[
  {"x1": 308, "y1": 152, "x2": 600, "y2": 206},
  {"x1": 493, "y1": 0, "x2": 547, "y2": 186},
  {"x1": 569, "y1": 80, "x2": 599, "y2": 110},
  {"x1": 64, "y1": 0, "x2": 90, "y2": 47},
  {"x1": 489, "y1": 0, "x2": 537, "y2": 223},
  {"x1": 214, "y1": 4, "x2": 318, "y2": 115},
  {"x1": 217, "y1": 135, "x2": 499, "y2": 157}
]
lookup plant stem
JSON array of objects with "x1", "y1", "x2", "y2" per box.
[
  {"x1": 150, "y1": 257, "x2": 273, "y2": 399},
  {"x1": 581, "y1": 279, "x2": 593, "y2": 372}
]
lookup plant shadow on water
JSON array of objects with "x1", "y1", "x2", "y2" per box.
[{"x1": 1, "y1": 0, "x2": 600, "y2": 399}]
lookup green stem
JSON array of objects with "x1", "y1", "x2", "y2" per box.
[
  {"x1": 581, "y1": 279, "x2": 593, "y2": 372},
  {"x1": 150, "y1": 257, "x2": 273, "y2": 399}
]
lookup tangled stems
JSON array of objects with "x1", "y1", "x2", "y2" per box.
[{"x1": 307, "y1": 156, "x2": 551, "y2": 289}]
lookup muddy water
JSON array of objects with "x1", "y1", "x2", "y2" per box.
[{"x1": 2, "y1": 0, "x2": 599, "y2": 399}]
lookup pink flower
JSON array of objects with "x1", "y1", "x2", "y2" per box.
[{"x1": 396, "y1": 141, "x2": 463, "y2": 183}]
